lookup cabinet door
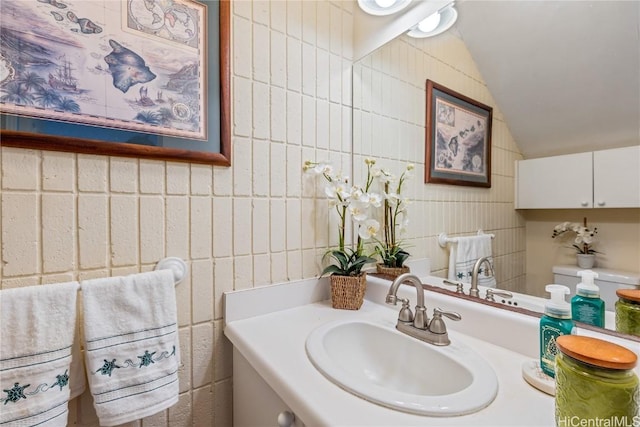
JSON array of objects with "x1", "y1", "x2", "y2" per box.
[
  {"x1": 516, "y1": 152, "x2": 593, "y2": 209},
  {"x1": 593, "y1": 146, "x2": 640, "y2": 208}
]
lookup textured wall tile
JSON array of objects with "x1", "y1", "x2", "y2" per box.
[
  {"x1": 316, "y1": 1, "x2": 330, "y2": 51},
  {"x1": 191, "y1": 323, "x2": 214, "y2": 388},
  {"x1": 269, "y1": 86, "x2": 286, "y2": 142},
  {"x1": 316, "y1": 48, "x2": 329, "y2": 100},
  {"x1": 139, "y1": 196, "x2": 165, "y2": 265},
  {"x1": 233, "y1": 16, "x2": 251, "y2": 79},
  {"x1": 190, "y1": 164, "x2": 212, "y2": 196},
  {"x1": 251, "y1": 198, "x2": 269, "y2": 254},
  {"x1": 213, "y1": 379, "x2": 233, "y2": 427},
  {"x1": 42, "y1": 194, "x2": 75, "y2": 273},
  {"x1": 168, "y1": 393, "x2": 192, "y2": 427},
  {"x1": 252, "y1": 0, "x2": 269, "y2": 25},
  {"x1": 233, "y1": 255, "x2": 253, "y2": 290},
  {"x1": 253, "y1": 253, "x2": 271, "y2": 286},
  {"x1": 213, "y1": 257, "x2": 233, "y2": 320},
  {"x1": 233, "y1": 76, "x2": 252, "y2": 138},
  {"x1": 110, "y1": 158, "x2": 138, "y2": 193},
  {"x1": 213, "y1": 166, "x2": 232, "y2": 197},
  {"x1": 192, "y1": 385, "x2": 213, "y2": 427},
  {"x1": 270, "y1": 31, "x2": 286, "y2": 88},
  {"x1": 110, "y1": 196, "x2": 138, "y2": 266},
  {"x1": 166, "y1": 163, "x2": 189, "y2": 195},
  {"x1": 177, "y1": 327, "x2": 192, "y2": 393},
  {"x1": 252, "y1": 139, "x2": 270, "y2": 197},
  {"x1": 287, "y1": 250, "x2": 302, "y2": 280},
  {"x1": 302, "y1": 1, "x2": 317, "y2": 45},
  {"x1": 78, "y1": 195, "x2": 108, "y2": 269},
  {"x1": 1, "y1": 147, "x2": 38, "y2": 190},
  {"x1": 190, "y1": 197, "x2": 212, "y2": 260},
  {"x1": 212, "y1": 197, "x2": 232, "y2": 258},
  {"x1": 252, "y1": 24, "x2": 270, "y2": 83},
  {"x1": 42, "y1": 151, "x2": 74, "y2": 192},
  {"x1": 2, "y1": 193, "x2": 38, "y2": 276},
  {"x1": 316, "y1": 99, "x2": 329, "y2": 149},
  {"x1": 270, "y1": 252, "x2": 287, "y2": 284},
  {"x1": 165, "y1": 196, "x2": 189, "y2": 260},
  {"x1": 139, "y1": 160, "x2": 165, "y2": 194},
  {"x1": 287, "y1": 0, "x2": 302, "y2": 39},
  {"x1": 252, "y1": 82, "x2": 270, "y2": 140},
  {"x1": 270, "y1": 0, "x2": 286, "y2": 32},
  {"x1": 233, "y1": 198, "x2": 252, "y2": 256},
  {"x1": 286, "y1": 91, "x2": 302, "y2": 145},
  {"x1": 286, "y1": 145, "x2": 301, "y2": 197},
  {"x1": 286, "y1": 199, "x2": 301, "y2": 249},
  {"x1": 213, "y1": 320, "x2": 233, "y2": 381},
  {"x1": 302, "y1": 95, "x2": 316, "y2": 147},
  {"x1": 302, "y1": 43, "x2": 317, "y2": 97},
  {"x1": 269, "y1": 143, "x2": 286, "y2": 197},
  {"x1": 191, "y1": 260, "x2": 213, "y2": 323},
  {"x1": 287, "y1": 38, "x2": 302, "y2": 92},
  {"x1": 270, "y1": 199, "x2": 285, "y2": 252},
  {"x1": 233, "y1": 138, "x2": 252, "y2": 196}
]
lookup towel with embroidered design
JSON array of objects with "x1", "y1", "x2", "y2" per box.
[
  {"x1": 81, "y1": 270, "x2": 179, "y2": 426},
  {"x1": 447, "y1": 234, "x2": 497, "y2": 288},
  {"x1": 0, "y1": 281, "x2": 82, "y2": 427}
]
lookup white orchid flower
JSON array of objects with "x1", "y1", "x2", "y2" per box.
[
  {"x1": 349, "y1": 201, "x2": 369, "y2": 222},
  {"x1": 358, "y1": 219, "x2": 380, "y2": 240},
  {"x1": 326, "y1": 182, "x2": 350, "y2": 201},
  {"x1": 368, "y1": 192, "x2": 383, "y2": 208},
  {"x1": 377, "y1": 169, "x2": 394, "y2": 184},
  {"x1": 385, "y1": 192, "x2": 400, "y2": 206}
]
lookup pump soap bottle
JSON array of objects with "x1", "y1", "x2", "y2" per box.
[
  {"x1": 571, "y1": 270, "x2": 605, "y2": 327},
  {"x1": 540, "y1": 284, "x2": 573, "y2": 378}
]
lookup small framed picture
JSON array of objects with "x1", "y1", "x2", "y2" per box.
[{"x1": 425, "y1": 80, "x2": 493, "y2": 187}]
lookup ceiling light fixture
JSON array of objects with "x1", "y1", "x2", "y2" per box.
[
  {"x1": 407, "y1": 2, "x2": 457, "y2": 38},
  {"x1": 357, "y1": 0, "x2": 412, "y2": 16}
]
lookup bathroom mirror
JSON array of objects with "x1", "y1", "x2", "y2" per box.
[{"x1": 352, "y1": 0, "x2": 640, "y2": 340}]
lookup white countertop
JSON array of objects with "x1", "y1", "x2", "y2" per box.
[{"x1": 225, "y1": 282, "x2": 555, "y2": 426}]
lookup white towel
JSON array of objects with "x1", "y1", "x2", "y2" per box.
[
  {"x1": 81, "y1": 270, "x2": 180, "y2": 426},
  {"x1": 0, "y1": 281, "x2": 82, "y2": 427},
  {"x1": 447, "y1": 235, "x2": 497, "y2": 287}
]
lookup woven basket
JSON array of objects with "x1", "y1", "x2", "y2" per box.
[
  {"x1": 330, "y1": 273, "x2": 367, "y2": 310},
  {"x1": 376, "y1": 263, "x2": 410, "y2": 278}
]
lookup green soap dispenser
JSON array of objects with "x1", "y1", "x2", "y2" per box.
[
  {"x1": 540, "y1": 284, "x2": 573, "y2": 378},
  {"x1": 571, "y1": 270, "x2": 605, "y2": 327}
]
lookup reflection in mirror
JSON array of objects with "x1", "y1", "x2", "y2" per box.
[{"x1": 352, "y1": 12, "x2": 639, "y2": 340}]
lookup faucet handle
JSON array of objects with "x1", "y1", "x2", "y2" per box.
[
  {"x1": 397, "y1": 298, "x2": 414, "y2": 323},
  {"x1": 442, "y1": 279, "x2": 465, "y2": 293},
  {"x1": 485, "y1": 288, "x2": 513, "y2": 302},
  {"x1": 428, "y1": 307, "x2": 461, "y2": 334}
]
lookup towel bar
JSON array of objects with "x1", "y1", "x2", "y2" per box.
[
  {"x1": 154, "y1": 257, "x2": 188, "y2": 285},
  {"x1": 438, "y1": 230, "x2": 495, "y2": 248}
]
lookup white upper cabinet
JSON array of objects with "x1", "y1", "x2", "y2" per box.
[
  {"x1": 593, "y1": 146, "x2": 640, "y2": 208},
  {"x1": 515, "y1": 146, "x2": 640, "y2": 209}
]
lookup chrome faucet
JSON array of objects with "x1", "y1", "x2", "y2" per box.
[
  {"x1": 470, "y1": 256, "x2": 495, "y2": 298},
  {"x1": 385, "y1": 273, "x2": 461, "y2": 346}
]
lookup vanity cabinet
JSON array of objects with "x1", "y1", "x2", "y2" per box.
[
  {"x1": 233, "y1": 349, "x2": 306, "y2": 427},
  {"x1": 515, "y1": 146, "x2": 640, "y2": 209}
]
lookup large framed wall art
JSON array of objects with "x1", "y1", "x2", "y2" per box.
[
  {"x1": 425, "y1": 79, "x2": 492, "y2": 187},
  {"x1": 0, "y1": 0, "x2": 230, "y2": 165}
]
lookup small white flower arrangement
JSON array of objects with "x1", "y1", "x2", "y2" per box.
[
  {"x1": 374, "y1": 163, "x2": 414, "y2": 268},
  {"x1": 551, "y1": 217, "x2": 599, "y2": 254},
  {"x1": 303, "y1": 158, "x2": 382, "y2": 276}
]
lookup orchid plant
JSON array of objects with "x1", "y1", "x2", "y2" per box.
[
  {"x1": 551, "y1": 217, "x2": 599, "y2": 254},
  {"x1": 374, "y1": 163, "x2": 414, "y2": 268},
  {"x1": 303, "y1": 159, "x2": 381, "y2": 277}
]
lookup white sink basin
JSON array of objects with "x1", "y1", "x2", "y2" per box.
[{"x1": 305, "y1": 319, "x2": 498, "y2": 416}]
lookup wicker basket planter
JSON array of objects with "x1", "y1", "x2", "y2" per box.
[
  {"x1": 330, "y1": 273, "x2": 367, "y2": 310},
  {"x1": 376, "y1": 263, "x2": 410, "y2": 278}
]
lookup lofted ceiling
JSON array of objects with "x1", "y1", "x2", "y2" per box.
[{"x1": 452, "y1": 0, "x2": 640, "y2": 158}]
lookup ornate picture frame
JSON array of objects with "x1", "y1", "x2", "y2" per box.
[{"x1": 425, "y1": 79, "x2": 492, "y2": 187}]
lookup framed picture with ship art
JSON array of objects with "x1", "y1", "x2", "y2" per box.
[
  {"x1": 0, "y1": 0, "x2": 230, "y2": 165},
  {"x1": 425, "y1": 79, "x2": 492, "y2": 187}
]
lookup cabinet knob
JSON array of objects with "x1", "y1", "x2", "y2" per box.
[
  {"x1": 581, "y1": 201, "x2": 589, "y2": 207},
  {"x1": 277, "y1": 410, "x2": 296, "y2": 427},
  {"x1": 597, "y1": 200, "x2": 605, "y2": 206}
]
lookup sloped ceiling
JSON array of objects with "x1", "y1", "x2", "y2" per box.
[{"x1": 453, "y1": 1, "x2": 640, "y2": 158}]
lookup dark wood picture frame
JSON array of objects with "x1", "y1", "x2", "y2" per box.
[
  {"x1": 425, "y1": 79, "x2": 492, "y2": 187},
  {"x1": 0, "y1": 0, "x2": 231, "y2": 166}
]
